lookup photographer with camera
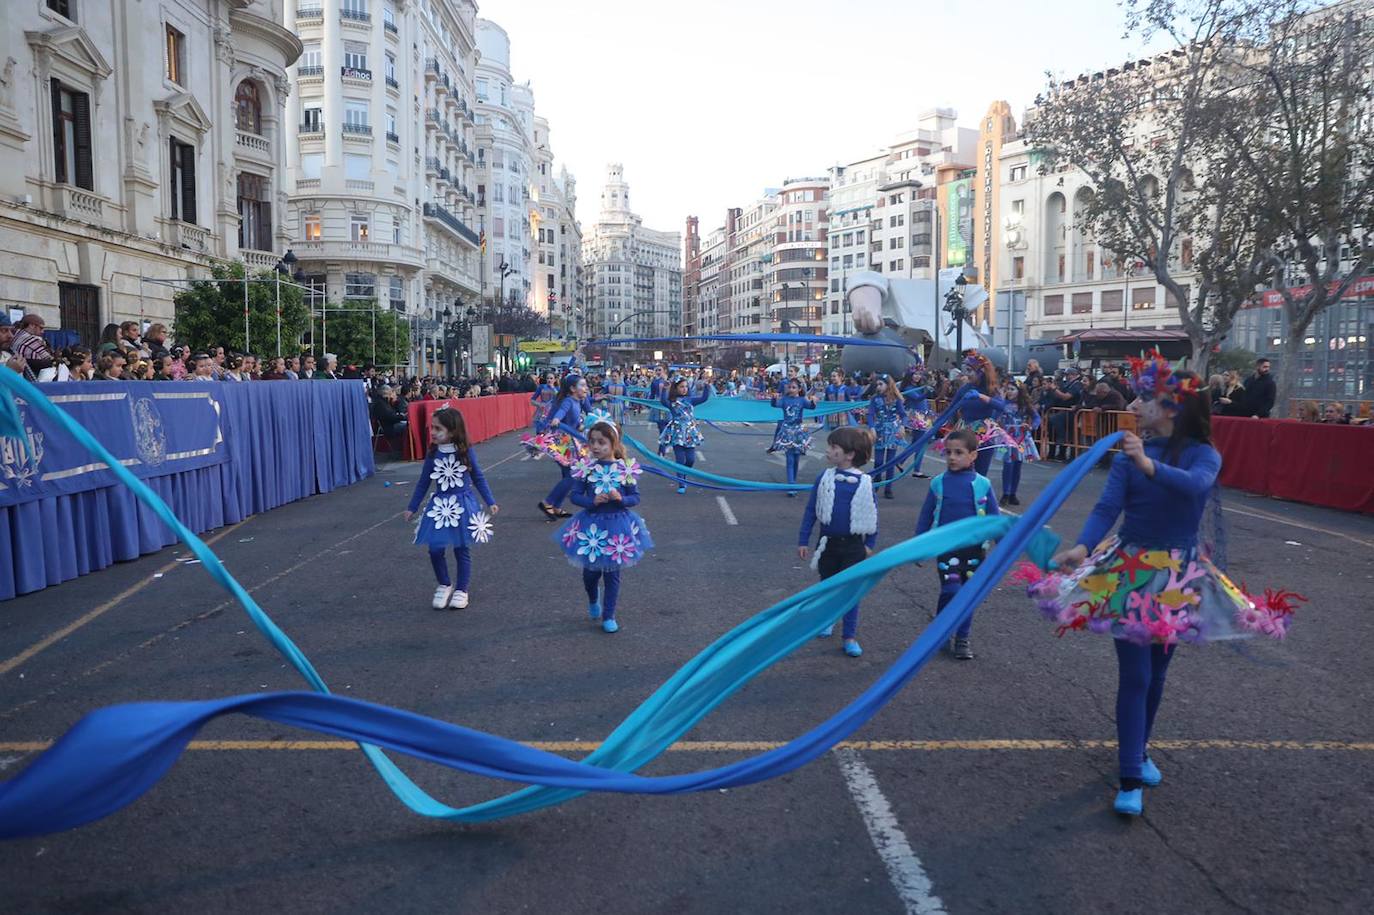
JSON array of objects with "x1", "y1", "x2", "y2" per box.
[{"x1": 1045, "y1": 366, "x2": 1085, "y2": 461}]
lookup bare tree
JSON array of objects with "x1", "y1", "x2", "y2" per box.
[{"x1": 1027, "y1": 0, "x2": 1372, "y2": 394}]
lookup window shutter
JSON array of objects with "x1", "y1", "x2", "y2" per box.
[
  {"x1": 180, "y1": 143, "x2": 197, "y2": 224},
  {"x1": 50, "y1": 79, "x2": 64, "y2": 182},
  {"x1": 261, "y1": 198, "x2": 272, "y2": 245},
  {"x1": 73, "y1": 90, "x2": 93, "y2": 190},
  {"x1": 168, "y1": 137, "x2": 180, "y2": 219}
]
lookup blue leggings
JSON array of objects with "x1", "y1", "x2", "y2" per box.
[
  {"x1": 672, "y1": 445, "x2": 696, "y2": 486},
  {"x1": 546, "y1": 463, "x2": 574, "y2": 507},
  {"x1": 1114, "y1": 638, "x2": 1175, "y2": 782},
  {"x1": 583, "y1": 568, "x2": 622, "y2": 620},
  {"x1": 655, "y1": 421, "x2": 669, "y2": 455},
  {"x1": 874, "y1": 448, "x2": 896, "y2": 491},
  {"x1": 1001, "y1": 458, "x2": 1023, "y2": 497},
  {"x1": 785, "y1": 451, "x2": 801, "y2": 484},
  {"x1": 429, "y1": 546, "x2": 471, "y2": 590}
]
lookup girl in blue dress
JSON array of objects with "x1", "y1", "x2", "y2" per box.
[
  {"x1": 845, "y1": 374, "x2": 867, "y2": 426},
  {"x1": 556, "y1": 421, "x2": 654, "y2": 633},
  {"x1": 405, "y1": 407, "x2": 499, "y2": 610},
  {"x1": 648, "y1": 366, "x2": 670, "y2": 456},
  {"x1": 659, "y1": 374, "x2": 712, "y2": 494},
  {"x1": 525, "y1": 374, "x2": 592, "y2": 520},
  {"x1": 529, "y1": 373, "x2": 556, "y2": 433},
  {"x1": 949, "y1": 350, "x2": 1016, "y2": 476},
  {"x1": 998, "y1": 381, "x2": 1040, "y2": 505},
  {"x1": 866, "y1": 374, "x2": 908, "y2": 499},
  {"x1": 769, "y1": 378, "x2": 818, "y2": 491},
  {"x1": 823, "y1": 370, "x2": 847, "y2": 429}
]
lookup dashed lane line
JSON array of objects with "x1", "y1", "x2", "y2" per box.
[
  {"x1": 2, "y1": 738, "x2": 1369, "y2": 753},
  {"x1": 716, "y1": 495, "x2": 739, "y2": 525}
]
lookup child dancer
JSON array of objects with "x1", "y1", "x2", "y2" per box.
[
  {"x1": 649, "y1": 366, "x2": 670, "y2": 456},
  {"x1": 530, "y1": 372, "x2": 556, "y2": 431},
  {"x1": 915, "y1": 428, "x2": 999, "y2": 660},
  {"x1": 998, "y1": 380, "x2": 1040, "y2": 505},
  {"x1": 769, "y1": 378, "x2": 818, "y2": 493},
  {"x1": 605, "y1": 369, "x2": 627, "y2": 427},
  {"x1": 528, "y1": 374, "x2": 592, "y2": 520},
  {"x1": 846, "y1": 374, "x2": 867, "y2": 427},
  {"x1": 823, "y1": 370, "x2": 847, "y2": 428},
  {"x1": 950, "y1": 350, "x2": 1015, "y2": 476},
  {"x1": 556, "y1": 421, "x2": 654, "y2": 633},
  {"x1": 659, "y1": 374, "x2": 711, "y2": 494},
  {"x1": 866, "y1": 374, "x2": 909, "y2": 500},
  {"x1": 1023, "y1": 358, "x2": 1300, "y2": 817},
  {"x1": 901, "y1": 370, "x2": 935, "y2": 479},
  {"x1": 798, "y1": 427, "x2": 878, "y2": 658},
  {"x1": 405, "y1": 408, "x2": 499, "y2": 610}
]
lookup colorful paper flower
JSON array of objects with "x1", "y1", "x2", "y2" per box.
[
  {"x1": 425, "y1": 495, "x2": 464, "y2": 529},
  {"x1": 467, "y1": 510, "x2": 493, "y2": 544},
  {"x1": 575, "y1": 524, "x2": 610, "y2": 562},
  {"x1": 570, "y1": 456, "x2": 597, "y2": 479},
  {"x1": 588, "y1": 463, "x2": 620, "y2": 495},
  {"x1": 560, "y1": 519, "x2": 581, "y2": 548},
  {"x1": 431, "y1": 455, "x2": 467, "y2": 490},
  {"x1": 606, "y1": 533, "x2": 638, "y2": 564}
]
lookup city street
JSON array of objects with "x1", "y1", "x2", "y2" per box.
[{"x1": 1, "y1": 421, "x2": 1371, "y2": 914}]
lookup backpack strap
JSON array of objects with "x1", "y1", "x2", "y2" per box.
[{"x1": 930, "y1": 473, "x2": 945, "y2": 527}]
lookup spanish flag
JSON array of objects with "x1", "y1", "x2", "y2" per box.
[{"x1": 479, "y1": 229, "x2": 486, "y2": 254}]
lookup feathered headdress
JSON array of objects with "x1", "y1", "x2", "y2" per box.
[{"x1": 1127, "y1": 350, "x2": 1199, "y2": 409}]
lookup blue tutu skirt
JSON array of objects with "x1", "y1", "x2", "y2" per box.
[
  {"x1": 769, "y1": 423, "x2": 812, "y2": 455},
  {"x1": 554, "y1": 509, "x2": 654, "y2": 571},
  {"x1": 414, "y1": 490, "x2": 494, "y2": 548}
]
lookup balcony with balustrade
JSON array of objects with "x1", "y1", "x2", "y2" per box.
[
  {"x1": 422, "y1": 202, "x2": 479, "y2": 248},
  {"x1": 235, "y1": 129, "x2": 272, "y2": 166}
]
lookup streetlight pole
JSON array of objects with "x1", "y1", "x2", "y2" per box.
[{"x1": 273, "y1": 249, "x2": 299, "y2": 359}]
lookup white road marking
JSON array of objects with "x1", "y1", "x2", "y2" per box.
[
  {"x1": 716, "y1": 496, "x2": 738, "y2": 526},
  {"x1": 1221, "y1": 504, "x2": 1373, "y2": 549},
  {"x1": 835, "y1": 749, "x2": 946, "y2": 914}
]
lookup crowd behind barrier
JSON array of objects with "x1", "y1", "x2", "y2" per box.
[
  {"x1": 0, "y1": 381, "x2": 375, "y2": 600},
  {"x1": 403, "y1": 394, "x2": 536, "y2": 459}
]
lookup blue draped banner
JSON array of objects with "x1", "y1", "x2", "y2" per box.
[{"x1": 0, "y1": 381, "x2": 375, "y2": 600}]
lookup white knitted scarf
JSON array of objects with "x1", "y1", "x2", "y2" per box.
[{"x1": 811, "y1": 468, "x2": 877, "y2": 570}]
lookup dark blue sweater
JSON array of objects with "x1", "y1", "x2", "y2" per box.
[
  {"x1": 407, "y1": 445, "x2": 497, "y2": 512},
  {"x1": 1077, "y1": 438, "x2": 1220, "y2": 551},
  {"x1": 951, "y1": 383, "x2": 1009, "y2": 423},
  {"x1": 569, "y1": 460, "x2": 642, "y2": 512},
  {"x1": 798, "y1": 470, "x2": 879, "y2": 550},
  {"x1": 915, "y1": 468, "x2": 1000, "y2": 535}
]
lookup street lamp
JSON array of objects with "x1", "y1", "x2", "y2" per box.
[{"x1": 273, "y1": 249, "x2": 300, "y2": 358}]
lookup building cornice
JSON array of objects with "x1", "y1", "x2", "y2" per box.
[{"x1": 229, "y1": 10, "x2": 305, "y2": 68}]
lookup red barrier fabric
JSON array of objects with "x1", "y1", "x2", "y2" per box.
[
  {"x1": 1212, "y1": 417, "x2": 1374, "y2": 514},
  {"x1": 405, "y1": 394, "x2": 534, "y2": 460}
]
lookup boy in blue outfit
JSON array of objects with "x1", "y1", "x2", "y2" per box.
[{"x1": 915, "y1": 428, "x2": 1000, "y2": 660}]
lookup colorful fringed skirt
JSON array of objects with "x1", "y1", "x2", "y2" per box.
[
  {"x1": 554, "y1": 509, "x2": 655, "y2": 572},
  {"x1": 998, "y1": 422, "x2": 1040, "y2": 462},
  {"x1": 872, "y1": 419, "x2": 905, "y2": 452},
  {"x1": 521, "y1": 430, "x2": 588, "y2": 466},
  {"x1": 904, "y1": 411, "x2": 933, "y2": 434},
  {"x1": 935, "y1": 418, "x2": 1018, "y2": 454},
  {"x1": 1016, "y1": 536, "x2": 1301, "y2": 646}
]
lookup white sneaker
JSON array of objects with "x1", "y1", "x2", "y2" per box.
[
  {"x1": 449, "y1": 590, "x2": 469, "y2": 609},
  {"x1": 432, "y1": 585, "x2": 454, "y2": 610}
]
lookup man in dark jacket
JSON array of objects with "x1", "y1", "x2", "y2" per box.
[
  {"x1": 1046, "y1": 367, "x2": 1086, "y2": 461},
  {"x1": 370, "y1": 385, "x2": 408, "y2": 449},
  {"x1": 1240, "y1": 358, "x2": 1276, "y2": 418}
]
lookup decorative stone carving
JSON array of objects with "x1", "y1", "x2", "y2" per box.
[{"x1": 0, "y1": 58, "x2": 16, "y2": 112}]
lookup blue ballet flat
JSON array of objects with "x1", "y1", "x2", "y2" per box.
[
  {"x1": 588, "y1": 602, "x2": 602, "y2": 621},
  {"x1": 602, "y1": 618, "x2": 619, "y2": 633},
  {"x1": 843, "y1": 639, "x2": 863, "y2": 658},
  {"x1": 676, "y1": 485, "x2": 686, "y2": 495},
  {"x1": 817, "y1": 624, "x2": 835, "y2": 638},
  {"x1": 1114, "y1": 788, "x2": 1143, "y2": 816},
  {"x1": 1141, "y1": 757, "x2": 1162, "y2": 787}
]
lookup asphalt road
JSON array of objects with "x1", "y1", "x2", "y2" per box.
[{"x1": 1, "y1": 417, "x2": 1371, "y2": 914}]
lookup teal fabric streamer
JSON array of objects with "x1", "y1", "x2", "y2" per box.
[
  {"x1": 613, "y1": 395, "x2": 858, "y2": 423},
  {"x1": 0, "y1": 369, "x2": 1116, "y2": 834}
]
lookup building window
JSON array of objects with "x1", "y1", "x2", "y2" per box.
[
  {"x1": 237, "y1": 172, "x2": 271, "y2": 251},
  {"x1": 1011, "y1": 199, "x2": 1025, "y2": 215},
  {"x1": 59, "y1": 282, "x2": 100, "y2": 345},
  {"x1": 1044, "y1": 294, "x2": 1064, "y2": 316},
  {"x1": 303, "y1": 213, "x2": 322, "y2": 241},
  {"x1": 343, "y1": 41, "x2": 368, "y2": 72},
  {"x1": 50, "y1": 80, "x2": 93, "y2": 190},
  {"x1": 341, "y1": 0, "x2": 369, "y2": 19},
  {"x1": 47, "y1": 0, "x2": 75, "y2": 21},
  {"x1": 351, "y1": 214, "x2": 370, "y2": 242},
  {"x1": 304, "y1": 274, "x2": 327, "y2": 307},
  {"x1": 168, "y1": 137, "x2": 197, "y2": 224},
  {"x1": 344, "y1": 272, "x2": 375, "y2": 298},
  {"x1": 1010, "y1": 165, "x2": 1028, "y2": 182},
  {"x1": 1132, "y1": 287, "x2": 1155, "y2": 310},
  {"x1": 1012, "y1": 255, "x2": 1025, "y2": 279},
  {"x1": 382, "y1": 1, "x2": 396, "y2": 30},
  {"x1": 389, "y1": 275, "x2": 404, "y2": 306},
  {"x1": 344, "y1": 153, "x2": 369, "y2": 179},
  {"x1": 302, "y1": 106, "x2": 322, "y2": 131},
  {"x1": 234, "y1": 81, "x2": 262, "y2": 134},
  {"x1": 165, "y1": 24, "x2": 186, "y2": 85},
  {"x1": 1072, "y1": 292, "x2": 1093, "y2": 314},
  {"x1": 890, "y1": 259, "x2": 904, "y2": 272},
  {"x1": 1100, "y1": 289, "x2": 1123, "y2": 312},
  {"x1": 300, "y1": 43, "x2": 322, "y2": 70},
  {"x1": 385, "y1": 52, "x2": 397, "y2": 82},
  {"x1": 392, "y1": 222, "x2": 401, "y2": 244},
  {"x1": 300, "y1": 152, "x2": 323, "y2": 178},
  {"x1": 344, "y1": 101, "x2": 369, "y2": 130},
  {"x1": 476, "y1": 77, "x2": 489, "y2": 101}
]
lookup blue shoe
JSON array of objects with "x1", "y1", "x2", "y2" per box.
[
  {"x1": 588, "y1": 602, "x2": 602, "y2": 621},
  {"x1": 843, "y1": 639, "x2": 863, "y2": 658},
  {"x1": 602, "y1": 618, "x2": 619, "y2": 633},
  {"x1": 1141, "y1": 757, "x2": 1162, "y2": 787},
  {"x1": 676, "y1": 485, "x2": 686, "y2": 494},
  {"x1": 1114, "y1": 788, "x2": 1143, "y2": 816},
  {"x1": 817, "y1": 624, "x2": 835, "y2": 638}
]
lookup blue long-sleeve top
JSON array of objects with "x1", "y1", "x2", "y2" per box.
[
  {"x1": 649, "y1": 378, "x2": 666, "y2": 400},
  {"x1": 407, "y1": 444, "x2": 497, "y2": 512},
  {"x1": 951, "y1": 383, "x2": 1009, "y2": 423},
  {"x1": 660, "y1": 385, "x2": 711, "y2": 409},
  {"x1": 1001, "y1": 402, "x2": 1041, "y2": 430},
  {"x1": 845, "y1": 383, "x2": 865, "y2": 403},
  {"x1": 1076, "y1": 438, "x2": 1220, "y2": 551},
  {"x1": 569, "y1": 460, "x2": 642, "y2": 512},
  {"x1": 867, "y1": 395, "x2": 908, "y2": 427},
  {"x1": 771, "y1": 394, "x2": 811, "y2": 424},
  {"x1": 530, "y1": 384, "x2": 555, "y2": 406},
  {"x1": 798, "y1": 470, "x2": 879, "y2": 550},
  {"x1": 546, "y1": 395, "x2": 593, "y2": 437},
  {"x1": 915, "y1": 468, "x2": 1001, "y2": 535},
  {"x1": 901, "y1": 385, "x2": 932, "y2": 413}
]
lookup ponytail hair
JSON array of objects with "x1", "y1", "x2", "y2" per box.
[{"x1": 1163, "y1": 370, "x2": 1211, "y2": 464}]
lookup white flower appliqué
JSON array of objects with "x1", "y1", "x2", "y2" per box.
[
  {"x1": 431, "y1": 455, "x2": 467, "y2": 491},
  {"x1": 467, "y1": 510, "x2": 494, "y2": 544},
  {"x1": 426, "y1": 495, "x2": 465, "y2": 529}
]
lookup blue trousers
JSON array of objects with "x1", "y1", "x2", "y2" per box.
[
  {"x1": 785, "y1": 451, "x2": 800, "y2": 484},
  {"x1": 583, "y1": 568, "x2": 622, "y2": 620},
  {"x1": 1114, "y1": 638, "x2": 1175, "y2": 782},
  {"x1": 672, "y1": 445, "x2": 696, "y2": 486},
  {"x1": 546, "y1": 463, "x2": 573, "y2": 507},
  {"x1": 1002, "y1": 458, "x2": 1023, "y2": 497},
  {"x1": 874, "y1": 448, "x2": 896, "y2": 491},
  {"x1": 935, "y1": 545, "x2": 986, "y2": 639},
  {"x1": 429, "y1": 547, "x2": 471, "y2": 590}
]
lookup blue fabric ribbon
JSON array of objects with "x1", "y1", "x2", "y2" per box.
[
  {"x1": 612, "y1": 394, "x2": 859, "y2": 423},
  {"x1": 592, "y1": 332, "x2": 916, "y2": 351},
  {"x1": 0, "y1": 367, "x2": 1121, "y2": 839}
]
